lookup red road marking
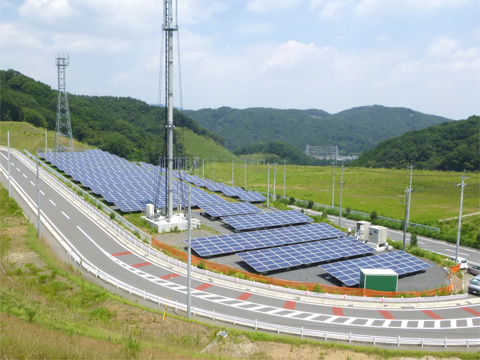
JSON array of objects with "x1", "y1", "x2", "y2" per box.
[
  {"x1": 284, "y1": 301, "x2": 296, "y2": 310},
  {"x1": 422, "y1": 310, "x2": 443, "y2": 319},
  {"x1": 132, "y1": 262, "x2": 152, "y2": 268},
  {"x1": 379, "y1": 310, "x2": 395, "y2": 319},
  {"x1": 461, "y1": 307, "x2": 480, "y2": 316},
  {"x1": 195, "y1": 283, "x2": 213, "y2": 291},
  {"x1": 238, "y1": 292, "x2": 253, "y2": 301},
  {"x1": 160, "y1": 273, "x2": 180, "y2": 280},
  {"x1": 111, "y1": 251, "x2": 132, "y2": 257},
  {"x1": 332, "y1": 307, "x2": 344, "y2": 316}
]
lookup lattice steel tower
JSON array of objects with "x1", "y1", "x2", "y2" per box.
[{"x1": 54, "y1": 55, "x2": 74, "y2": 152}]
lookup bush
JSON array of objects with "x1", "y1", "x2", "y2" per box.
[
  {"x1": 410, "y1": 234, "x2": 418, "y2": 247},
  {"x1": 307, "y1": 200, "x2": 314, "y2": 209},
  {"x1": 370, "y1": 210, "x2": 378, "y2": 221},
  {"x1": 288, "y1": 197, "x2": 296, "y2": 204},
  {"x1": 197, "y1": 261, "x2": 206, "y2": 270}
]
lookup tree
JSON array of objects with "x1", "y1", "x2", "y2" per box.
[
  {"x1": 410, "y1": 234, "x2": 418, "y2": 247},
  {"x1": 370, "y1": 210, "x2": 378, "y2": 221}
]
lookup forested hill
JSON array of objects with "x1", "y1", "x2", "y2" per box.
[
  {"x1": 0, "y1": 69, "x2": 224, "y2": 163},
  {"x1": 184, "y1": 106, "x2": 451, "y2": 155},
  {"x1": 352, "y1": 116, "x2": 479, "y2": 171}
]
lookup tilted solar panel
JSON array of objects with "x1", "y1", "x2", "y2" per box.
[
  {"x1": 221, "y1": 210, "x2": 312, "y2": 231},
  {"x1": 238, "y1": 237, "x2": 374, "y2": 273},
  {"x1": 320, "y1": 251, "x2": 432, "y2": 286}
]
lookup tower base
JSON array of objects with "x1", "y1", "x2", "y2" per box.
[{"x1": 143, "y1": 213, "x2": 201, "y2": 233}]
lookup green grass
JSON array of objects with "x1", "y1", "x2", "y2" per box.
[
  {"x1": 176, "y1": 127, "x2": 234, "y2": 161},
  {"x1": 204, "y1": 162, "x2": 480, "y2": 224},
  {"x1": 0, "y1": 121, "x2": 90, "y2": 154}
]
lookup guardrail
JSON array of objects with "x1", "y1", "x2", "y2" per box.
[{"x1": 2, "y1": 147, "x2": 477, "y2": 348}]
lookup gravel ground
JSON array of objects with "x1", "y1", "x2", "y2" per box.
[{"x1": 153, "y1": 210, "x2": 451, "y2": 291}]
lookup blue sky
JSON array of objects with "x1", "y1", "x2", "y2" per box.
[{"x1": 1, "y1": 0, "x2": 479, "y2": 120}]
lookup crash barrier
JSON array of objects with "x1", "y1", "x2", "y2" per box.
[{"x1": 3, "y1": 149, "x2": 477, "y2": 348}]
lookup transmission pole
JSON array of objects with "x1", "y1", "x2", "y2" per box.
[
  {"x1": 402, "y1": 162, "x2": 414, "y2": 251},
  {"x1": 455, "y1": 170, "x2": 469, "y2": 261},
  {"x1": 267, "y1": 163, "x2": 270, "y2": 208},
  {"x1": 163, "y1": 0, "x2": 178, "y2": 219},
  {"x1": 338, "y1": 161, "x2": 344, "y2": 226},
  {"x1": 283, "y1": 159, "x2": 286, "y2": 198},
  {"x1": 273, "y1": 163, "x2": 277, "y2": 200},
  {"x1": 331, "y1": 160, "x2": 336, "y2": 209},
  {"x1": 54, "y1": 55, "x2": 74, "y2": 152}
]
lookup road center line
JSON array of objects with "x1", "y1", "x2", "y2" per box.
[
  {"x1": 61, "y1": 211, "x2": 70, "y2": 219},
  {"x1": 49, "y1": 199, "x2": 56, "y2": 206}
]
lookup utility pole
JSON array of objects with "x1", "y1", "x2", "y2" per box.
[
  {"x1": 283, "y1": 159, "x2": 286, "y2": 198},
  {"x1": 213, "y1": 159, "x2": 215, "y2": 182},
  {"x1": 338, "y1": 161, "x2": 344, "y2": 226},
  {"x1": 331, "y1": 160, "x2": 336, "y2": 209},
  {"x1": 36, "y1": 149, "x2": 41, "y2": 238},
  {"x1": 244, "y1": 157, "x2": 247, "y2": 190},
  {"x1": 273, "y1": 163, "x2": 277, "y2": 200},
  {"x1": 45, "y1": 128, "x2": 48, "y2": 152},
  {"x1": 455, "y1": 170, "x2": 469, "y2": 261},
  {"x1": 187, "y1": 185, "x2": 192, "y2": 318},
  {"x1": 202, "y1": 159, "x2": 205, "y2": 180},
  {"x1": 403, "y1": 162, "x2": 414, "y2": 251},
  {"x1": 267, "y1": 163, "x2": 270, "y2": 208},
  {"x1": 7, "y1": 131, "x2": 11, "y2": 196},
  {"x1": 232, "y1": 157, "x2": 234, "y2": 187}
]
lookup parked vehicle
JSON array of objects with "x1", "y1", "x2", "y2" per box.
[
  {"x1": 468, "y1": 275, "x2": 480, "y2": 296},
  {"x1": 447, "y1": 257, "x2": 468, "y2": 270},
  {"x1": 467, "y1": 264, "x2": 480, "y2": 276}
]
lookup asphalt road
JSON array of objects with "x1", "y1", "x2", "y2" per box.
[{"x1": 1, "y1": 148, "x2": 479, "y2": 345}]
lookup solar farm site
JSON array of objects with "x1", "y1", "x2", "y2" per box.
[{"x1": 40, "y1": 149, "x2": 448, "y2": 290}]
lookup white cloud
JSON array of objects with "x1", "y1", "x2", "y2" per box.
[
  {"x1": 247, "y1": 0, "x2": 302, "y2": 14},
  {"x1": 237, "y1": 22, "x2": 274, "y2": 35}
]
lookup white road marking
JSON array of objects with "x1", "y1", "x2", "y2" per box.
[
  {"x1": 266, "y1": 308, "x2": 287, "y2": 315},
  {"x1": 418, "y1": 320, "x2": 424, "y2": 329},
  {"x1": 49, "y1": 199, "x2": 56, "y2": 206},
  {"x1": 40, "y1": 190, "x2": 45, "y2": 196},
  {"x1": 443, "y1": 249, "x2": 470, "y2": 256},
  {"x1": 30, "y1": 181, "x2": 35, "y2": 186},
  {"x1": 401, "y1": 320, "x2": 408, "y2": 328},
  {"x1": 23, "y1": 173, "x2": 27, "y2": 178},
  {"x1": 382, "y1": 320, "x2": 391, "y2": 327},
  {"x1": 343, "y1": 318, "x2": 357, "y2": 325},
  {"x1": 16, "y1": 167, "x2": 21, "y2": 172},
  {"x1": 284, "y1": 311, "x2": 303, "y2": 318},
  {"x1": 61, "y1": 211, "x2": 70, "y2": 219},
  {"x1": 466, "y1": 318, "x2": 473, "y2": 327},
  {"x1": 324, "y1": 316, "x2": 338, "y2": 323},
  {"x1": 451, "y1": 319, "x2": 456, "y2": 328},
  {"x1": 364, "y1": 319, "x2": 375, "y2": 327},
  {"x1": 247, "y1": 305, "x2": 269, "y2": 311},
  {"x1": 304, "y1": 313, "x2": 321, "y2": 321},
  {"x1": 434, "y1": 321, "x2": 441, "y2": 329}
]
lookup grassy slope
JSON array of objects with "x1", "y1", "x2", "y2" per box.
[
  {"x1": 2, "y1": 187, "x2": 479, "y2": 360},
  {"x1": 176, "y1": 127, "x2": 234, "y2": 161},
  {"x1": 0, "y1": 121, "x2": 90, "y2": 153}
]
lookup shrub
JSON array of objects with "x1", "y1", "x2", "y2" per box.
[
  {"x1": 197, "y1": 261, "x2": 206, "y2": 270},
  {"x1": 288, "y1": 197, "x2": 296, "y2": 204},
  {"x1": 410, "y1": 234, "x2": 418, "y2": 247},
  {"x1": 307, "y1": 200, "x2": 314, "y2": 209},
  {"x1": 370, "y1": 210, "x2": 378, "y2": 221}
]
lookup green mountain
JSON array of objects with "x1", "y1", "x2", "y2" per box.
[
  {"x1": 184, "y1": 106, "x2": 451, "y2": 155},
  {"x1": 0, "y1": 69, "x2": 227, "y2": 163},
  {"x1": 352, "y1": 116, "x2": 479, "y2": 171}
]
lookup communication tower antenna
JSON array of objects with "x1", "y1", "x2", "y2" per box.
[
  {"x1": 54, "y1": 54, "x2": 74, "y2": 152},
  {"x1": 163, "y1": 0, "x2": 178, "y2": 219}
]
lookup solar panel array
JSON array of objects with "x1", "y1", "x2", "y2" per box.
[
  {"x1": 202, "y1": 202, "x2": 261, "y2": 218},
  {"x1": 189, "y1": 223, "x2": 345, "y2": 257},
  {"x1": 222, "y1": 210, "x2": 312, "y2": 231},
  {"x1": 238, "y1": 237, "x2": 374, "y2": 273},
  {"x1": 40, "y1": 150, "x2": 226, "y2": 212},
  {"x1": 320, "y1": 251, "x2": 432, "y2": 286}
]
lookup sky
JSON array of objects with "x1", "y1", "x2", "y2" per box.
[{"x1": 1, "y1": 0, "x2": 479, "y2": 120}]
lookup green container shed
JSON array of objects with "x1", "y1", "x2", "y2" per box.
[{"x1": 359, "y1": 269, "x2": 398, "y2": 292}]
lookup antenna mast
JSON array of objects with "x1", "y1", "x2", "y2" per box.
[
  {"x1": 163, "y1": 0, "x2": 178, "y2": 219},
  {"x1": 54, "y1": 54, "x2": 74, "y2": 152}
]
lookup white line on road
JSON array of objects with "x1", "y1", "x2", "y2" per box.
[
  {"x1": 61, "y1": 211, "x2": 70, "y2": 220},
  {"x1": 16, "y1": 167, "x2": 20, "y2": 172},
  {"x1": 30, "y1": 181, "x2": 35, "y2": 186},
  {"x1": 22, "y1": 173, "x2": 27, "y2": 178},
  {"x1": 443, "y1": 249, "x2": 470, "y2": 257},
  {"x1": 40, "y1": 190, "x2": 45, "y2": 196},
  {"x1": 49, "y1": 199, "x2": 56, "y2": 206}
]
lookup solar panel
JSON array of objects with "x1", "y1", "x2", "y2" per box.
[
  {"x1": 189, "y1": 223, "x2": 345, "y2": 257},
  {"x1": 238, "y1": 237, "x2": 374, "y2": 273},
  {"x1": 320, "y1": 251, "x2": 432, "y2": 286},
  {"x1": 221, "y1": 210, "x2": 312, "y2": 231},
  {"x1": 202, "y1": 202, "x2": 261, "y2": 218},
  {"x1": 40, "y1": 150, "x2": 227, "y2": 212}
]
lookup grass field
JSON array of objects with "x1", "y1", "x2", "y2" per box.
[{"x1": 203, "y1": 161, "x2": 480, "y2": 224}]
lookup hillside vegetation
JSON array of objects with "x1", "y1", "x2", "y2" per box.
[
  {"x1": 353, "y1": 116, "x2": 480, "y2": 172},
  {"x1": 184, "y1": 106, "x2": 451, "y2": 155},
  {"x1": 0, "y1": 69, "x2": 229, "y2": 163}
]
